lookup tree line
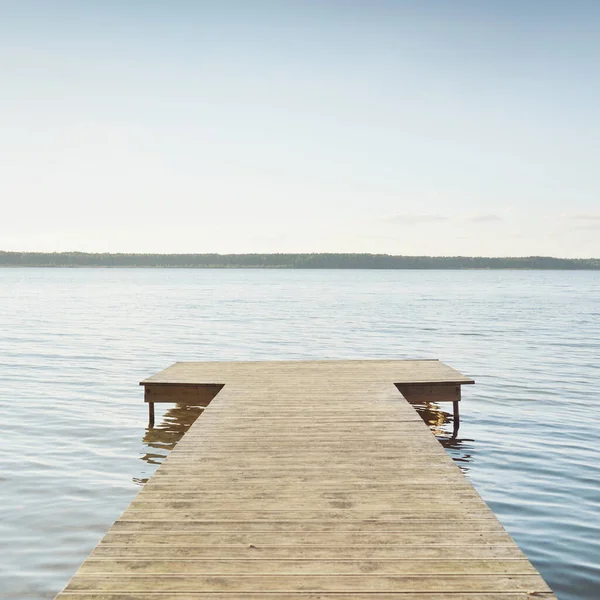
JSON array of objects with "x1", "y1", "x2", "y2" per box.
[{"x1": 1, "y1": 252, "x2": 599, "y2": 269}]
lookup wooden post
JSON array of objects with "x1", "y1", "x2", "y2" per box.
[
  {"x1": 452, "y1": 400, "x2": 460, "y2": 437},
  {"x1": 148, "y1": 402, "x2": 155, "y2": 428}
]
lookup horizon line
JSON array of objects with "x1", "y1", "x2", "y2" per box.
[{"x1": 1, "y1": 250, "x2": 600, "y2": 260}]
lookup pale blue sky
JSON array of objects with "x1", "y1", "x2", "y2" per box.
[{"x1": 1, "y1": 1, "x2": 599, "y2": 256}]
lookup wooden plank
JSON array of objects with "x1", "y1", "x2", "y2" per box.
[
  {"x1": 97, "y1": 536, "x2": 511, "y2": 554},
  {"x1": 144, "y1": 383, "x2": 222, "y2": 405},
  {"x1": 121, "y1": 507, "x2": 494, "y2": 517},
  {"x1": 57, "y1": 593, "x2": 556, "y2": 600},
  {"x1": 396, "y1": 382, "x2": 461, "y2": 402},
  {"x1": 63, "y1": 574, "x2": 551, "y2": 593},
  {"x1": 77, "y1": 558, "x2": 539, "y2": 575},
  {"x1": 58, "y1": 592, "x2": 555, "y2": 600},
  {"x1": 55, "y1": 360, "x2": 554, "y2": 599},
  {"x1": 89, "y1": 544, "x2": 528, "y2": 560},
  {"x1": 109, "y1": 519, "x2": 509, "y2": 533}
]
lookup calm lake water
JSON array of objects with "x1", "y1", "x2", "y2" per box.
[{"x1": 1, "y1": 268, "x2": 599, "y2": 599}]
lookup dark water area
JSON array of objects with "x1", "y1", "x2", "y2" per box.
[{"x1": 1, "y1": 268, "x2": 599, "y2": 599}]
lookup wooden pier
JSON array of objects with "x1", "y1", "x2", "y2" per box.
[{"x1": 56, "y1": 359, "x2": 555, "y2": 599}]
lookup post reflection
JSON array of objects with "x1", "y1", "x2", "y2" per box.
[
  {"x1": 134, "y1": 404, "x2": 204, "y2": 485},
  {"x1": 408, "y1": 400, "x2": 474, "y2": 473}
]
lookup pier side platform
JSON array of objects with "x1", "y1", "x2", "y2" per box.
[{"x1": 55, "y1": 359, "x2": 555, "y2": 599}]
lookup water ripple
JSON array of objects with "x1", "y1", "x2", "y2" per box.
[{"x1": 1, "y1": 268, "x2": 599, "y2": 599}]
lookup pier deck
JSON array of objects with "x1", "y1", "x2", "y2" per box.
[{"x1": 56, "y1": 359, "x2": 555, "y2": 599}]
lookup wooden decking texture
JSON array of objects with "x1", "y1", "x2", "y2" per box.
[{"x1": 56, "y1": 360, "x2": 555, "y2": 599}]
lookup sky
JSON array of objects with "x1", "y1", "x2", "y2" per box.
[{"x1": 1, "y1": 1, "x2": 599, "y2": 257}]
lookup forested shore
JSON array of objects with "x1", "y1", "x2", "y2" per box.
[{"x1": 1, "y1": 252, "x2": 599, "y2": 269}]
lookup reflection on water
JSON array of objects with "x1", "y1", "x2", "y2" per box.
[
  {"x1": 134, "y1": 404, "x2": 204, "y2": 485},
  {"x1": 411, "y1": 400, "x2": 453, "y2": 434},
  {"x1": 410, "y1": 400, "x2": 474, "y2": 473}
]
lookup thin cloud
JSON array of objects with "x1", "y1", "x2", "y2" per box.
[
  {"x1": 466, "y1": 214, "x2": 503, "y2": 223},
  {"x1": 384, "y1": 214, "x2": 448, "y2": 225},
  {"x1": 572, "y1": 223, "x2": 600, "y2": 230},
  {"x1": 560, "y1": 213, "x2": 600, "y2": 230},
  {"x1": 566, "y1": 213, "x2": 600, "y2": 221},
  {"x1": 361, "y1": 235, "x2": 401, "y2": 241}
]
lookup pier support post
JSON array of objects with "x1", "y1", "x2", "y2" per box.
[
  {"x1": 452, "y1": 400, "x2": 460, "y2": 437},
  {"x1": 148, "y1": 402, "x2": 155, "y2": 428}
]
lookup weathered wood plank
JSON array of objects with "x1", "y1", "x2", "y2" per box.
[
  {"x1": 89, "y1": 544, "x2": 528, "y2": 560},
  {"x1": 120, "y1": 509, "x2": 495, "y2": 520},
  {"x1": 77, "y1": 558, "x2": 539, "y2": 575},
  {"x1": 99, "y1": 531, "x2": 518, "y2": 546},
  {"x1": 57, "y1": 593, "x2": 556, "y2": 600},
  {"x1": 109, "y1": 519, "x2": 508, "y2": 533},
  {"x1": 64, "y1": 574, "x2": 551, "y2": 593},
  {"x1": 144, "y1": 383, "x2": 222, "y2": 405},
  {"x1": 396, "y1": 382, "x2": 461, "y2": 402}
]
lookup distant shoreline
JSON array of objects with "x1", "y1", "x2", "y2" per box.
[{"x1": 1, "y1": 252, "x2": 599, "y2": 270}]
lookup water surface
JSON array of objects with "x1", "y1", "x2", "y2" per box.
[{"x1": 1, "y1": 268, "x2": 599, "y2": 599}]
